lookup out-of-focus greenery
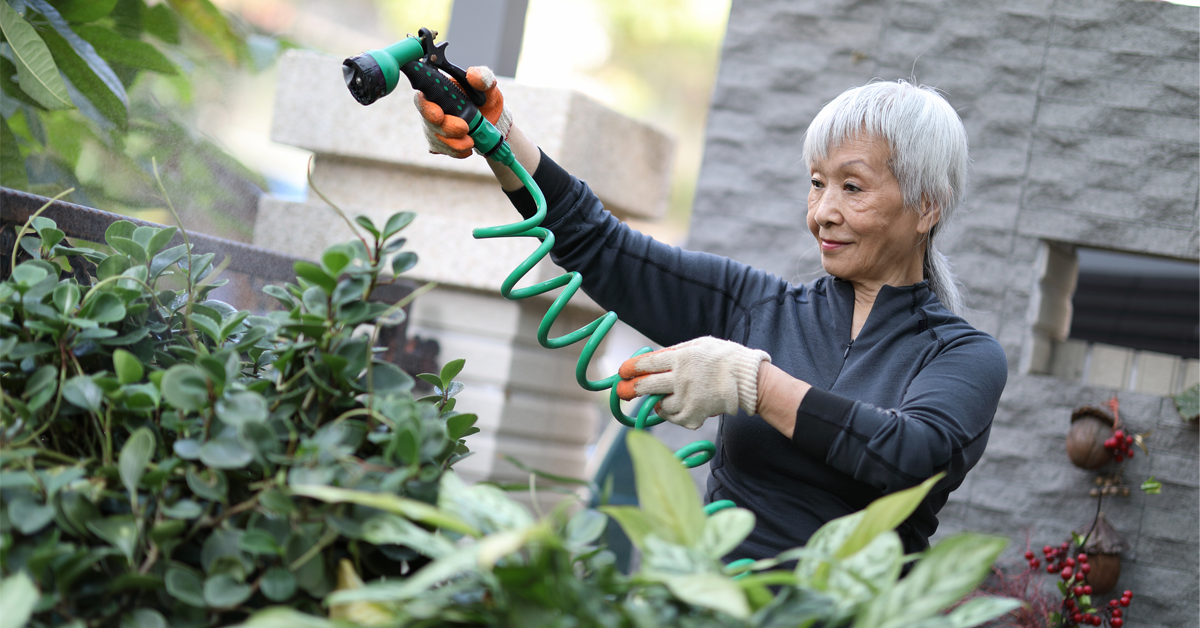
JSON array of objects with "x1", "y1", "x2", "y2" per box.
[{"x1": 1, "y1": 0, "x2": 291, "y2": 241}]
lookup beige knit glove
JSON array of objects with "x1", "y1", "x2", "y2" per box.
[
  {"x1": 615, "y1": 337, "x2": 771, "y2": 430},
  {"x1": 413, "y1": 66, "x2": 513, "y2": 158}
]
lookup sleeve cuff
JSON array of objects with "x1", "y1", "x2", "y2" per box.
[
  {"x1": 503, "y1": 149, "x2": 574, "y2": 219},
  {"x1": 791, "y1": 387, "x2": 856, "y2": 461}
]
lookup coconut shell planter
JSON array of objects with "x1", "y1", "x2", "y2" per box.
[
  {"x1": 1067, "y1": 406, "x2": 1115, "y2": 470},
  {"x1": 1076, "y1": 512, "x2": 1130, "y2": 595}
]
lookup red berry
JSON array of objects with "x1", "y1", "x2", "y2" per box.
[
  {"x1": 1109, "y1": 600, "x2": 1120, "y2": 607},
  {"x1": 1123, "y1": 590, "x2": 1133, "y2": 598},
  {"x1": 1066, "y1": 598, "x2": 1076, "y2": 609},
  {"x1": 1114, "y1": 429, "x2": 1125, "y2": 440},
  {"x1": 1112, "y1": 619, "x2": 1124, "y2": 628},
  {"x1": 1112, "y1": 609, "x2": 1122, "y2": 618},
  {"x1": 1092, "y1": 616, "x2": 1103, "y2": 626},
  {"x1": 1115, "y1": 453, "x2": 1124, "y2": 462},
  {"x1": 1077, "y1": 553, "x2": 1087, "y2": 562},
  {"x1": 1080, "y1": 563, "x2": 1091, "y2": 574},
  {"x1": 1061, "y1": 567, "x2": 1073, "y2": 580},
  {"x1": 1083, "y1": 585, "x2": 1092, "y2": 595},
  {"x1": 1125, "y1": 434, "x2": 1133, "y2": 444},
  {"x1": 1119, "y1": 598, "x2": 1130, "y2": 607},
  {"x1": 1072, "y1": 612, "x2": 1083, "y2": 623},
  {"x1": 1047, "y1": 565, "x2": 1057, "y2": 573},
  {"x1": 1062, "y1": 542, "x2": 1070, "y2": 549},
  {"x1": 1025, "y1": 550, "x2": 1034, "y2": 559},
  {"x1": 1029, "y1": 559, "x2": 1040, "y2": 568},
  {"x1": 1065, "y1": 557, "x2": 1076, "y2": 567},
  {"x1": 1044, "y1": 545, "x2": 1054, "y2": 554},
  {"x1": 1073, "y1": 585, "x2": 1085, "y2": 597}
]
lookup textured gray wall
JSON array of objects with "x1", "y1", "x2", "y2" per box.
[{"x1": 687, "y1": 0, "x2": 1199, "y2": 624}]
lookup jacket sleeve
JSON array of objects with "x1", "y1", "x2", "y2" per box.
[
  {"x1": 790, "y1": 334, "x2": 1008, "y2": 494},
  {"x1": 505, "y1": 151, "x2": 789, "y2": 348}
]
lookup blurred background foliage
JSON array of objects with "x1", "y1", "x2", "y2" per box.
[
  {"x1": 2, "y1": 0, "x2": 731, "y2": 242},
  {"x1": 1, "y1": 0, "x2": 296, "y2": 241}
]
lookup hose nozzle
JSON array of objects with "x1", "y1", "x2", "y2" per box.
[{"x1": 343, "y1": 54, "x2": 387, "y2": 105}]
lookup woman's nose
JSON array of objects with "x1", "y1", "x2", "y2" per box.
[{"x1": 812, "y1": 190, "x2": 843, "y2": 226}]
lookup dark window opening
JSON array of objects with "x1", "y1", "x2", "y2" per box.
[{"x1": 1069, "y1": 248, "x2": 1199, "y2": 360}]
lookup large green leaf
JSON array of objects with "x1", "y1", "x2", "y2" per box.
[
  {"x1": 626, "y1": 430, "x2": 705, "y2": 547},
  {"x1": 660, "y1": 572, "x2": 749, "y2": 619},
  {"x1": 0, "y1": 116, "x2": 29, "y2": 190},
  {"x1": 73, "y1": 23, "x2": 176, "y2": 74},
  {"x1": 47, "y1": 0, "x2": 119, "y2": 22},
  {"x1": 598, "y1": 505, "x2": 653, "y2": 550},
  {"x1": 699, "y1": 507, "x2": 755, "y2": 560},
  {"x1": 0, "y1": 1, "x2": 73, "y2": 109},
  {"x1": 38, "y1": 25, "x2": 127, "y2": 128},
  {"x1": 360, "y1": 514, "x2": 456, "y2": 558},
  {"x1": 118, "y1": 427, "x2": 155, "y2": 497},
  {"x1": 289, "y1": 484, "x2": 477, "y2": 537},
  {"x1": 857, "y1": 533, "x2": 1009, "y2": 628},
  {"x1": 165, "y1": 0, "x2": 248, "y2": 64},
  {"x1": 0, "y1": 572, "x2": 38, "y2": 628},
  {"x1": 945, "y1": 596, "x2": 1023, "y2": 628},
  {"x1": 165, "y1": 566, "x2": 206, "y2": 608},
  {"x1": 227, "y1": 607, "x2": 342, "y2": 628},
  {"x1": 30, "y1": 1, "x2": 126, "y2": 99},
  {"x1": 836, "y1": 473, "x2": 943, "y2": 559}
]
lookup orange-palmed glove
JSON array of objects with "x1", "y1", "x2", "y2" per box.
[
  {"x1": 615, "y1": 337, "x2": 771, "y2": 430},
  {"x1": 413, "y1": 66, "x2": 512, "y2": 158}
]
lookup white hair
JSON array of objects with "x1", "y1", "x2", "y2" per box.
[{"x1": 802, "y1": 80, "x2": 968, "y2": 314}]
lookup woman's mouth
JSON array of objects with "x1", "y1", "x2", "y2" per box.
[{"x1": 820, "y1": 238, "x2": 850, "y2": 252}]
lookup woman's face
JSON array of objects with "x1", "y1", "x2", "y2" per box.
[{"x1": 806, "y1": 135, "x2": 937, "y2": 293}]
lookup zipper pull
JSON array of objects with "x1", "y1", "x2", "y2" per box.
[{"x1": 843, "y1": 339, "x2": 854, "y2": 360}]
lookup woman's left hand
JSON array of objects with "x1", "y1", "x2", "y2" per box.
[{"x1": 615, "y1": 337, "x2": 771, "y2": 429}]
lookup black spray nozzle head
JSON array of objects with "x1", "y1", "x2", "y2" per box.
[{"x1": 343, "y1": 54, "x2": 388, "y2": 106}]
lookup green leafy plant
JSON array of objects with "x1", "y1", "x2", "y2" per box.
[
  {"x1": 228, "y1": 431, "x2": 1019, "y2": 628},
  {"x1": 0, "y1": 201, "x2": 479, "y2": 627},
  {"x1": 1, "y1": 0, "x2": 285, "y2": 238}
]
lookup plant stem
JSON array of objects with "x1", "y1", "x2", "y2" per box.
[
  {"x1": 289, "y1": 525, "x2": 339, "y2": 571},
  {"x1": 9, "y1": 189, "x2": 74, "y2": 271}
]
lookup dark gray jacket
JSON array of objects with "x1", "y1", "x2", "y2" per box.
[{"x1": 507, "y1": 152, "x2": 1008, "y2": 560}]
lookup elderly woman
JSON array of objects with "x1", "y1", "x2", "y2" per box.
[{"x1": 416, "y1": 69, "x2": 1007, "y2": 562}]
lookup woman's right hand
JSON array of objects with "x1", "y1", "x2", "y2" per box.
[{"x1": 413, "y1": 66, "x2": 512, "y2": 158}]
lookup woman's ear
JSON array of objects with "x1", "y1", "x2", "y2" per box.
[{"x1": 917, "y1": 197, "x2": 941, "y2": 235}]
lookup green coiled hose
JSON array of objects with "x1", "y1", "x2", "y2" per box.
[{"x1": 475, "y1": 147, "x2": 737, "y2": 518}]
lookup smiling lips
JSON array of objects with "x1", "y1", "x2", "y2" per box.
[{"x1": 820, "y1": 238, "x2": 851, "y2": 252}]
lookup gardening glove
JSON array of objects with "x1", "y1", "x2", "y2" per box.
[
  {"x1": 615, "y1": 337, "x2": 771, "y2": 430},
  {"x1": 413, "y1": 65, "x2": 512, "y2": 159}
]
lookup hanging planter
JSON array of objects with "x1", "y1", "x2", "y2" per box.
[
  {"x1": 1077, "y1": 512, "x2": 1130, "y2": 595},
  {"x1": 1067, "y1": 406, "x2": 1115, "y2": 470}
]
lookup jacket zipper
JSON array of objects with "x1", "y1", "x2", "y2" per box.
[{"x1": 843, "y1": 338, "x2": 855, "y2": 360}]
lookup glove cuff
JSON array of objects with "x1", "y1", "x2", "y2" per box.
[{"x1": 735, "y1": 349, "x2": 771, "y2": 416}]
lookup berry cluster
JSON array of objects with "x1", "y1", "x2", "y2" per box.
[
  {"x1": 1104, "y1": 429, "x2": 1135, "y2": 462},
  {"x1": 1105, "y1": 590, "x2": 1134, "y2": 627},
  {"x1": 1031, "y1": 542, "x2": 1135, "y2": 628},
  {"x1": 1034, "y1": 543, "x2": 1092, "y2": 580}
]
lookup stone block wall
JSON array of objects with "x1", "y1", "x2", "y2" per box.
[{"x1": 688, "y1": 0, "x2": 1198, "y2": 624}]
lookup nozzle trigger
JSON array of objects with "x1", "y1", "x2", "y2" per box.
[{"x1": 418, "y1": 27, "x2": 487, "y2": 108}]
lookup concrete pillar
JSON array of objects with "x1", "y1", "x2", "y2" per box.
[{"x1": 255, "y1": 50, "x2": 673, "y2": 487}]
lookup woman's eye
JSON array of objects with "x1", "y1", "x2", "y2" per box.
[
  {"x1": 844, "y1": 182, "x2": 861, "y2": 192},
  {"x1": 811, "y1": 179, "x2": 823, "y2": 188}
]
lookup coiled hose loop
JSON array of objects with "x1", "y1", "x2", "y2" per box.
[{"x1": 473, "y1": 151, "x2": 736, "y2": 518}]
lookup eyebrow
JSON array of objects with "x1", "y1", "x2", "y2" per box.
[{"x1": 838, "y1": 159, "x2": 870, "y2": 170}]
